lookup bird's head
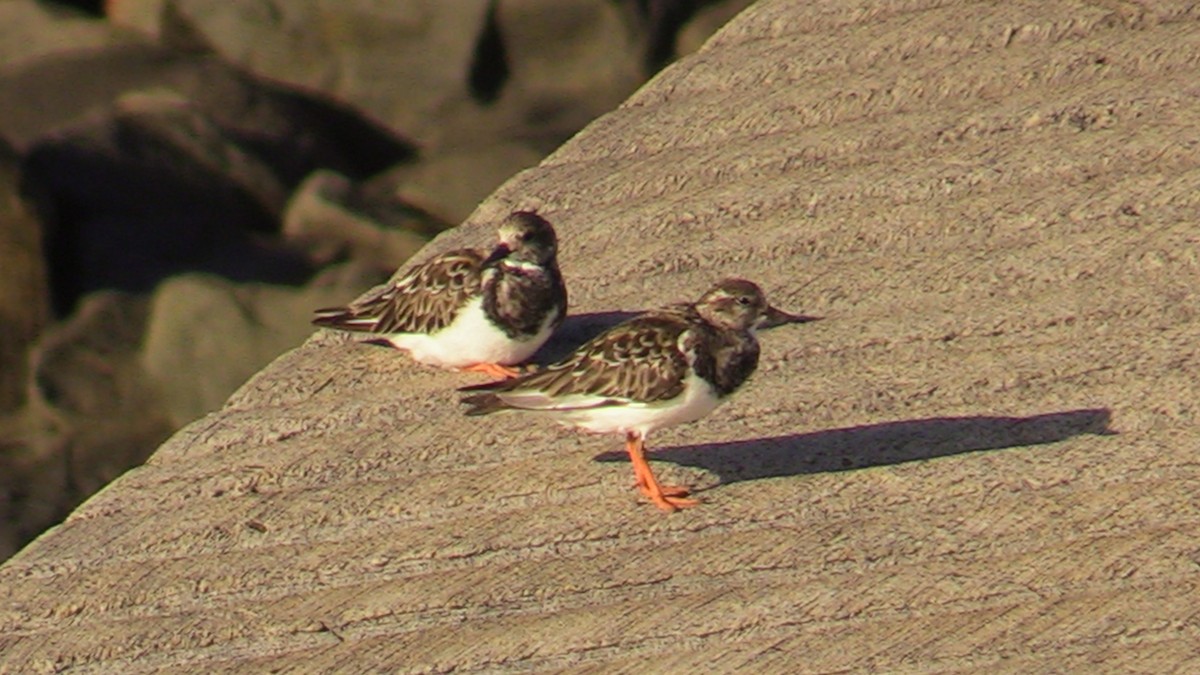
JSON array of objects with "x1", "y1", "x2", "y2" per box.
[
  {"x1": 695, "y1": 278, "x2": 815, "y2": 331},
  {"x1": 485, "y1": 211, "x2": 559, "y2": 268}
]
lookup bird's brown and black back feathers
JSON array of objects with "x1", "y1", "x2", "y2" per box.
[{"x1": 312, "y1": 249, "x2": 487, "y2": 335}]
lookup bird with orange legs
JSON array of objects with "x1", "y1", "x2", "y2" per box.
[{"x1": 459, "y1": 278, "x2": 814, "y2": 511}]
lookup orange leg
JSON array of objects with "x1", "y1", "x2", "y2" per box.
[
  {"x1": 459, "y1": 362, "x2": 522, "y2": 379},
  {"x1": 625, "y1": 433, "x2": 699, "y2": 512}
]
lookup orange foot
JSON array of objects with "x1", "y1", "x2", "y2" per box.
[
  {"x1": 625, "y1": 433, "x2": 701, "y2": 512},
  {"x1": 640, "y1": 484, "x2": 701, "y2": 512},
  {"x1": 633, "y1": 476, "x2": 692, "y2": 498},
  {"x1": 459, "y1": 362, "x2": 522, "y2": 379}
]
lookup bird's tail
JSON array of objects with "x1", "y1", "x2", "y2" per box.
[
  {"x1": 460, "y1": 393, "x2": 509, "y2": 416},
  {"x1": 311, "y1": 307, "x2": 379, "y2": 331}
]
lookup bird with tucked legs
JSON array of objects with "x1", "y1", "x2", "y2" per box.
[{"x1": 313, "y1": 211, "x2": 567, "y2": 379}]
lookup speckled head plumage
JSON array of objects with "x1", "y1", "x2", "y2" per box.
[
  {"x1": 487, "y1": 211, "x2": 559, "y2": 268},
  {"x1": 695, "y1": 277, "x2": 810, "y2": 332},
  {"x1": 693, "y1": 278, "x2": 771, "y2": 330}
]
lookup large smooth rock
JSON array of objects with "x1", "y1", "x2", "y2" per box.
[
  {"x1": 2, "y1": 0, "x2": 1199, "y2": 671},
  {"x1": 371, "y1": 141, "x2": 546, "y2": 226},
  {"x1": 162, "y1": 0, "x2": 490, "y2": 146},
  {"x1": 140, "y1": 270, "x2": 377, "y2": 428},
  {"x1": 283, "y1": 170, "x2": 433, "y2": 272},
  {"x1": 0, "y1": 0, "x2": 136, "y2": 69}
]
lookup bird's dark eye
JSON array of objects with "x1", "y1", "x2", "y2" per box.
[{"x1": 737, "y1": 297, "x2": 751, "y2": 305}]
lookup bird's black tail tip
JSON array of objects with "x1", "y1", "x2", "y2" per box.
[
  {"x1": 460, "y1": 393, "x2": 505, "y2": 416},
  {"x1": 311, "y1": 308, "x2": 348, "y2": 327}
]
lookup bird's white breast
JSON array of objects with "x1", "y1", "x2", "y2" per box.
[
  {"x1": 556, "y1": 370, "x2": 724, "y2": 437},
  {"x1": 389, "y1": 297, "x2": 555, "y2": 368}
]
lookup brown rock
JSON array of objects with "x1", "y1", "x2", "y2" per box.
[
  {"x1": 105, "y1": 0, "x2": 167, "y2": 38},
  {"x1": 0, "y1": 43, "x2": 413, "y2": 171},
  {"x1": 675, "y1": 0, "x2": 756, "y2": 58},
  {"x1": 24, "y1": 99, "x2": 313, "y2": 311},
  {"x1": 0, "y1": 0, "x2": 137, "y2": 69},
  {"x1": 0, "y1": 140, "x2": 49, "y2": 414},
  {"x1": 283, "y1": 170, "x2": 432, "y2": 272},
  {"x1": 140, "y1": 271, "x2": 376, "y2": 428},
  {"x1": 8, "y1": 59, "x2": 410, "y2": 310},
  {"x1": 375, "y1": 141, "x2": 546, "y2": 226},
  {"x1": 1, "y1": 291, "x2": 173, "y2": 561},
  {"x1": 162, "y1": 0, "x2": 490, "y2": 145},
  {"x1": 486, "y1": 0, "x2": 645, "y2": 144}
]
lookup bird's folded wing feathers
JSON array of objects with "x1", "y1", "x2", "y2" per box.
[
  {"x1": 314, "y1": 249, "x2": 485, "y2": 334},
  {"x1": 468, "y1": 315, "x2": 698, "y2": 411}
]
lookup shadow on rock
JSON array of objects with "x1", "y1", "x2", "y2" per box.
[{"x1": 595, "y1": 408, "x2": 1114, "y2": 485}]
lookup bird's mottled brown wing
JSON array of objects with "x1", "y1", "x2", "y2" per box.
[
  {"x1": 466, "y1": 312, "x2": 701, "y2": 409},
  {"x1": 313, "y1": 249, "x2": 486, "y2": 335}
]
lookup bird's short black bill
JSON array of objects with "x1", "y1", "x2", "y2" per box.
[{"x1": 483, "y1": 243, "x2": 512, "y2": 267}]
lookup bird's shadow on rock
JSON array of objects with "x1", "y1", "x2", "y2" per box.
[
  {"x1": 531, "y1": 311, "x2": 641, "y2": 364},
  {"x1": 594, "y1": 408, "x2": 1114, "y2": 486}
]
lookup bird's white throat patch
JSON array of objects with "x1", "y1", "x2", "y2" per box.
[{"x1": 499, "y1": 259, "x2": 545, "y2": 273}]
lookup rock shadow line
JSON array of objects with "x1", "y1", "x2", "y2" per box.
[{"x1": 594, "y1": 408, "x2": 1114, "y2": 486}]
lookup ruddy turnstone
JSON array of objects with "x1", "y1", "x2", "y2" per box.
[
  {"x1": 459, "y1": 278, "x2": 813, "y2": 511},
  {"x1": 312, "y1": 211, "x2": 567, "y2": 379}
]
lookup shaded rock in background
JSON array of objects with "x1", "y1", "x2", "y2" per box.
[
  {"x1": 0, "y1": 408, "x2": 60, "y2": 561},
  {"x1": 157, "y1": 0, "x2": 663, "y2": 154},
  {"x1": 25, "y1": 99, "x2": 313, "y2": 313},
  {"x1": 116, "y1": 88, "x2": 292, "y2": 218},
  {"x1": 284, "y1": 170, "x2": 432, "y2": 272},
  {"x1": 141, "y1": 269, "x2": 379, "y2": 428},
  {"x1": 675, "y1": 0, "x2": 756, "y2": 57},
  {"x1": 162, "y1": 0, "x2": 491, "y2": 148},
  {"x1": 0, "y1": 139, "x2": 49, "y2": 414},
  {"x1": 482, "y1": 0, "x2": 645, "y2": 147},
  {"x1": 4, "y1": 46, "x2": 416, "y2": 314},
  {"x1": 0, "y1": 44, "x2": 414, "y2": 174},
  {"x1": 105, "y1": 0, "x2": 167, "y2": 38},
  {"x1": 1, "y1": 291, "x2": 174, "y2": 557},
  {"x1": 368, "y1": 141, "x2": 545, "y2": 226},
  {"x1": 0, "y1": 0, "x2": 136, "y2": 69},
  {"x1": 29, "y1": 292, "x2": 159, "y2": 444}
]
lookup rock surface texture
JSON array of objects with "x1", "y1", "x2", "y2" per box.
[{"x1": 3, "y1": 0, "x2": 1199, "y2": 671}]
